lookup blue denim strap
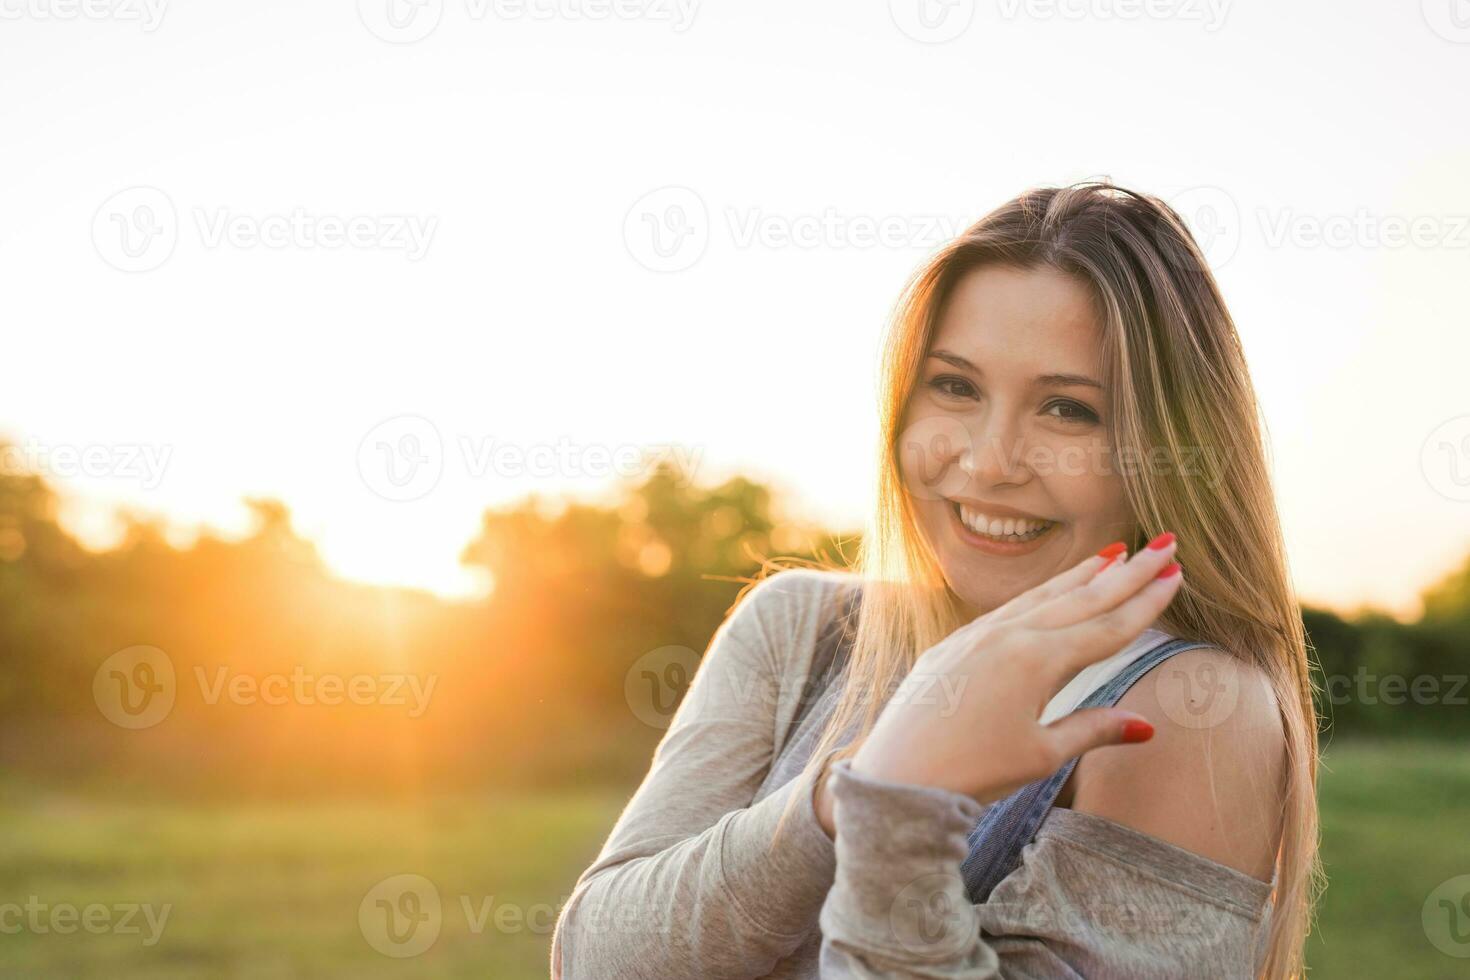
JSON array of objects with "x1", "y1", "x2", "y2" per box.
[{"x1": 958, "y1": 636, "x2": 1214, "y2": 904}]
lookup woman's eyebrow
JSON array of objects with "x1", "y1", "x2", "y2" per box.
[
  {"x1": 927, "y1": 349, "x2": 978, "y2": 371},
  {"x1": 1036, "y1": 372, "x2": 1104, "y2": 389},
  {"x1": 928, "y1": 351, "x2": 1102, "y2": 390}
]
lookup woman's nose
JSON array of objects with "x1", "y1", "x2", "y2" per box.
[{"x1": 958, "y1": 412, "x2": 1029, "y2": 486}]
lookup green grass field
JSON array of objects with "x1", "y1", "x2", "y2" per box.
[
  {"x1": 1, "y1": 738, "x2": 1466, "y2": 978},
  {"x1": 1309, "y1": 739, "x2": 1470, "y2": 978}
]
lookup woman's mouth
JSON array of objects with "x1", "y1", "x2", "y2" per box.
[{"x1": 949, "y1": 501, "x2": 1060, "y2": 555}]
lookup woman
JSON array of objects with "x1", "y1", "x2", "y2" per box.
[{"x1": 551, "y1": 182, "x2": 1321, "y2": 978}]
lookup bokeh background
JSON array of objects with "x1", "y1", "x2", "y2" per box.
[{"x1": 3, "y1": 2, "x2": 1470, "y2": 977}]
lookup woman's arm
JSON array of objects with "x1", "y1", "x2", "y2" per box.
[
  {"x1": 551, "y1": 570, "x2": 849, "y2": 980},
  {"x1": 817, "y1": 759, "x2": 1002, "y2": 976},
  {"x1": 814, "y1": 540, "x2": 1279, "y2": 977}
]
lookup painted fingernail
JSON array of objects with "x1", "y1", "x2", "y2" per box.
[
  {"x1": 1146, "y1": 531, "x2": 1176, "y2": 551},
  {"x1": 1096, "y1": 541, "x2": 1127, "y2": 560},
  {"x1": 1121, "y1": 720, "x2": 1154, "y2": 743},
  {"x1": 1155, "y1": 562, "x2": 1182, "y2": 579}
]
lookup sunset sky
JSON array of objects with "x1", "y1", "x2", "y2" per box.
[{"x1": 2, "y1": 0, "x2": 1467, "y2": 614}]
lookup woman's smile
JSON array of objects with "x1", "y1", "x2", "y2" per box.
[
  {"x1": 898, "y1": 264, "x2": 1134, "y2": 610},
  {"x1": 946, "y1": 498, "x2": 1061, "y2": 556}
]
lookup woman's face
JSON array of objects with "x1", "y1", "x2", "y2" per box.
[{"x1": 898, "y1": 263, "x2": 1137, "y2": 618}]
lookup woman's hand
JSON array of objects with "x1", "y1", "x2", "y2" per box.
[
  {"x1": 813, "y1": 738, "x2": 864, "y2": 839},
  {"x1": 850, "y1": 533, "x2": 1183, "y2": 805}
]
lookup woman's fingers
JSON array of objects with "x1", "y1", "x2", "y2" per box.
[
  {"x1": 987, "y1": 540, "x2": 1129, "y2": 624},
  {"x1": 1048, "y1": 560, "x2": 1185, "y2": 678},
  {"x1": 1024, "y1": 532, "x2": 1179, "y2": 631},
  {"x1": 1043, "y1": 706, "x2": 1155, "y2": 763}
]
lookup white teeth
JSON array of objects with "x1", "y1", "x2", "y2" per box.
[{"x1": 955, "y1": 503, "x2": 1054, "y2": 541}]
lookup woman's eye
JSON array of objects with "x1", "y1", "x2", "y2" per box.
[
  {"x1": 1043, "y1": 399, "x2": 1100, "y2": 424},
  {"x1": 926, "y1": 375, "x2": 976, "y2": 399}
]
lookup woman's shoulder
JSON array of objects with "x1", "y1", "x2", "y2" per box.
[
  {"x1": 1068, "y1": 645, "x2": 1286, "y2": 882},
  {"x1": 729, "y1": 565, "x2": 860, "y2": 632},
  {"x1": 740, "y1": 564, "x2": 860, "y2": 600},
  {"x1": 1006, "y1": 804, "x2": 1274, "y2": 974},
  {"x1": 718, "y1": 566, "x2": 861, "y2": 678}
]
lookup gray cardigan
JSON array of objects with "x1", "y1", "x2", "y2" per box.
[{"x1": 552, "y1": 568, "x2": 1273, "y2": 978}]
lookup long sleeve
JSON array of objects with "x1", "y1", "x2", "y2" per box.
[
  {"x1": 554, "y1": 566, "x2": 1273, "y2": 980},
  {"x1": 817, "y1": 760, "x2": 999, "y2": 977},
  {"x1": 552, "y1": 570, "x2": 851, "y2": 980},
  {"x1": 817, "y1": 761, "x2": 1273, "y2": 979}
]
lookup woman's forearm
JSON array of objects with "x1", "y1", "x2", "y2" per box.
[
  {"x1": 817, "y1": 760, "x2": 1003, "y2": 978},
  {"x1": 554, "y1": 762, "x2": 839, "y2": 979}
]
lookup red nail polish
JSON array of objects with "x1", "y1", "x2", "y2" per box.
[
  {"x1": 1155, "y1": 562, "x2": 1182, "y2": 579},
  {"x1": 1121, "y1": 720, "x2": 1154, "y2": 743},
  {"x1": 1096, "y1": 541, "x2": 1127, "y2": 560},
  {"x1": 1146, "y1": 532, "x2": 1175, "y2": 551}
]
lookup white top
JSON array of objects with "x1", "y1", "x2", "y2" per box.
[{"x1": 1038, "y1": 626, "x2": 1175, "y2": 725}]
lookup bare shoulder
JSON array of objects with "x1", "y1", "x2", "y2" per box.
[{"x1": 1067, "y1": 646, "x2": 1286, "y2": 882}]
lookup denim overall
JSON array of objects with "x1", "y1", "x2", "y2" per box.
[{"x1": 808, "y1": 585, "x2": 1212, "y2": 904}]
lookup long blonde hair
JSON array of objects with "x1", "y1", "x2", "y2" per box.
[{"x1": 791, "y1": 181, "x2": 1321, "y2": 978}]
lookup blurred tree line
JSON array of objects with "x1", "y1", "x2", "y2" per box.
[
  {"x1": 0, "y1": 453, "x2": 852, "y2": 796},
  {"x1": 0, "y1": 445, "x2": 1464, "y2": 797}
]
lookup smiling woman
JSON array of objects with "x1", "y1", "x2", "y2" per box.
[
  {"x1": 552, "y1": 182, "x2": 1321, "y2": 979},
  {"x1": 902, "y1": 268, "x2": 1170, "y2": 627}
]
